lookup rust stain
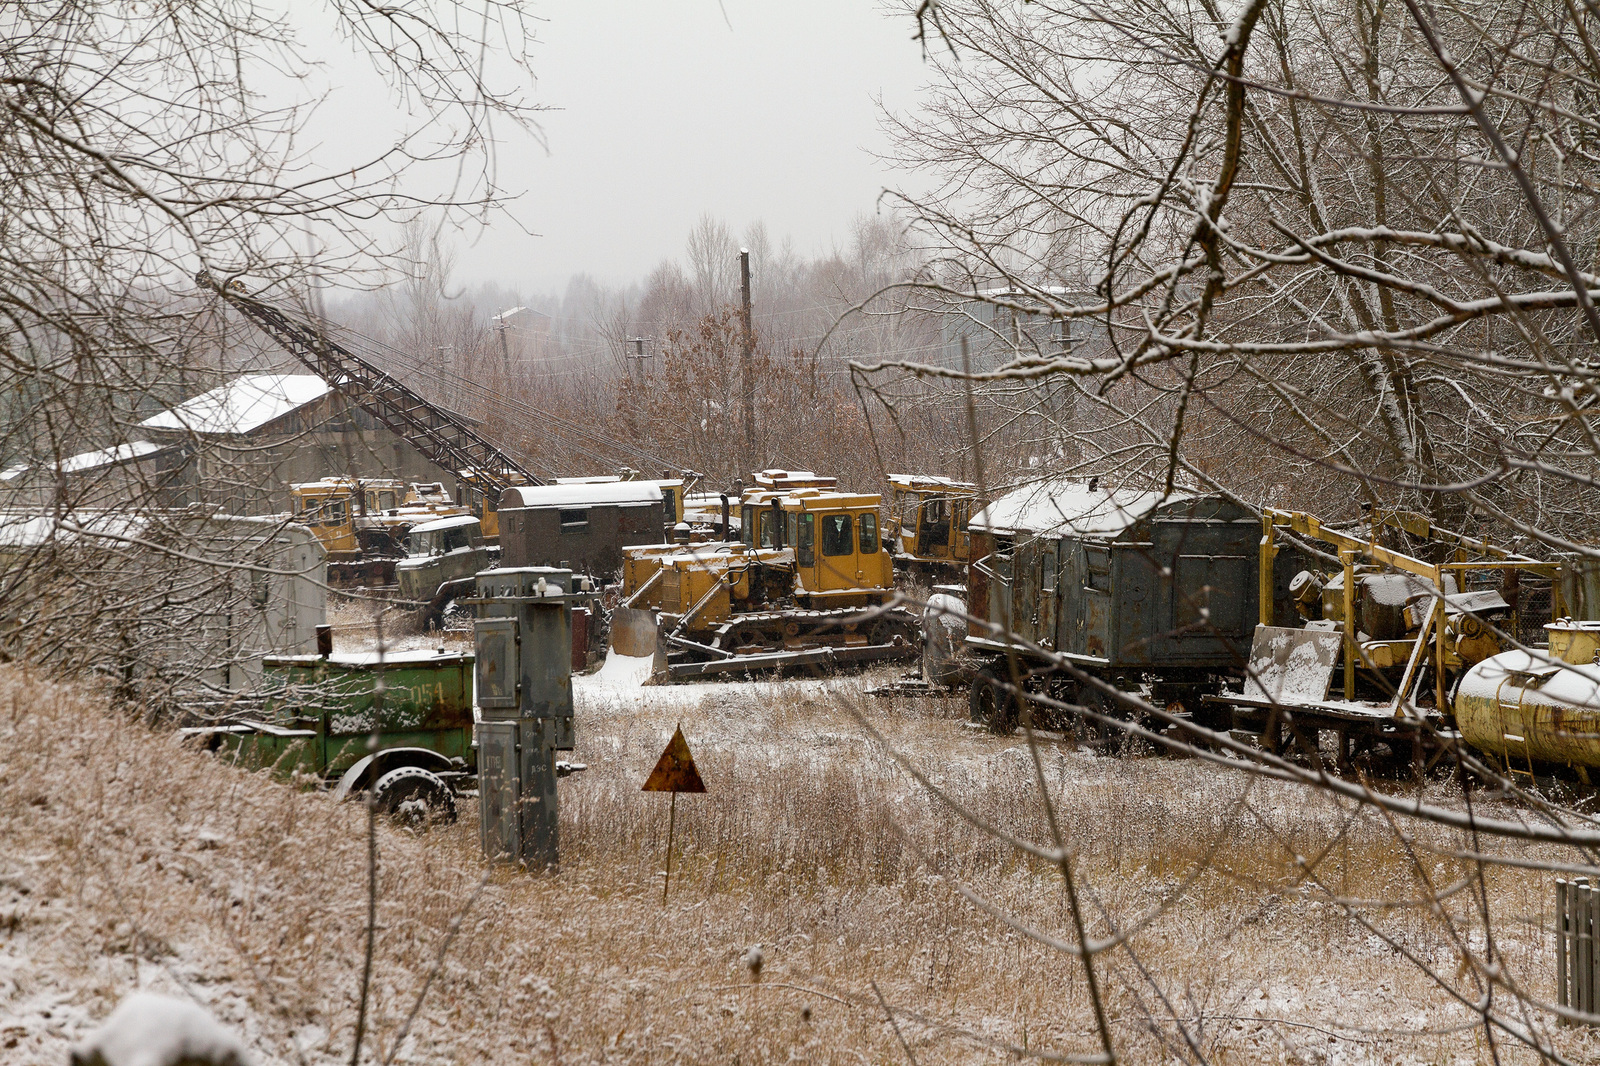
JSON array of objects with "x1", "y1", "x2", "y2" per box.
[{"x1": 642, "y1": 725, "x2": 707, "y2": 793}]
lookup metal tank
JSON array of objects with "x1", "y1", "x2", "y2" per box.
[{"x1": 1455, "y1": 620, "x2": 1600, "y2": 769}]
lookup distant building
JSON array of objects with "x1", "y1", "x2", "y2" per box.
[
  {"x1": 4, "y1": 373, "x2": 474, "y2": 516},
  {"x1": 138, "y1": 373, "x2": 473, "y2": 513}
]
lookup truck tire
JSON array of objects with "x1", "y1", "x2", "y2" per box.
[
  {"x1": 971, "y1": 667, "x2": 1018, "y2": 735},
  {"x1": 372, "y1": 765, "x2": 457, "y2": 827}
]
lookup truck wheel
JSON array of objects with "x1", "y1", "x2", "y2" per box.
[
  {"x1": 372, "y1": 766, "x2": 457, "y2": 827},
  {"x1": 971, "y1": 667, "x2": 1018, "y2": 735}
]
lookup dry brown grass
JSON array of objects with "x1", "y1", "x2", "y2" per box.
[{"x1": 3, "y1": 663, "x2": 1598, "y2": 1064}]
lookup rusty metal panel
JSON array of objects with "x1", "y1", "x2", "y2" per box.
[
  {"x1": 1012, "y1": 537, "x2": 1041, "y2": 645},
  {"x1": 1038, "y1": 540, "x2": 1058, "y2": 649},
  {"x1": 478, "y1": 721, "x2": 520, "y2": 863},
  {"x1": 642, "y1": 726, "x2": 707, "y2": 792},
  {"x1": 475, "y1": 618, "x2": 519, "y2": 713},
  {"x1": 1242, "y1": 625, "x2": 1339, "y2": 703}
]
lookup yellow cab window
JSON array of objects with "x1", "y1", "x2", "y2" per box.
[
  {"x1": 858, "y1": 512, "x2": 878, "y2": 553},
  {"x1": 795, "y1": 513, "x2": 814, "y2": 567},
  {"x1": 821, "y1": 513, "x2": 853, "y2": 556}
]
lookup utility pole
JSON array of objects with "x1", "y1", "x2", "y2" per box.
[
  {"x1": 491, "y1": 305, "x2": 527, "y2": 374},
  {"x1": 628, "y1": 337, "x2": 647, "y2": 383},
  {"x1": 739, "y1": 249, "x2": 755, "y2": 471}
]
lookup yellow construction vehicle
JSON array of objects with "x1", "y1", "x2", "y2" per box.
[
  {"x1": 290, "y1": 478, "x2": 475, "y2": 586},
  {"x1": 612, "y1": 479, "x2": 918, "y2": 680},
  {"x1": 885, "y1": 474, "x2": 981, "y2": 578},
  {"x1": 1212, "y1": 507, "x2": 1566, "y2": 770}
]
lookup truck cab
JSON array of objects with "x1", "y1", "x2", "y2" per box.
[
  {"x1": 886, "y1": 474, "x2": 979, "y2": 573},
  {"x1": 396, "y1": 514, "x2": 493, "y2": 622}
]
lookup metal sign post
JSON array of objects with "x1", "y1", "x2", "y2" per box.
[
  {"x1": 472, "y1": 567, "x2": 588, "y2": 869},
  {"x1": 643, "y1": 724, "x2": 706, "y2": 902}
]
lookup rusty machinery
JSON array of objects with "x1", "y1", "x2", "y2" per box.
[
  {"x1": 612, "y1": 479, "x2": 920, "y2": 681},
  {"x1": 1216, "y1": 508, "x2": 1580, "y2": 772},
  {"x1": 885, "y1": 474, "x2": 982, "y2": 580}
]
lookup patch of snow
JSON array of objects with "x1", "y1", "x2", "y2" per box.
[
  {"x1": 592, "y1": 648, "x2": 655, "y2": 688},
  {"x1": 58, "y1": 441, "x2": 166, "y2": 474},
  {"x1": 71, "y1": 992, "x2": 251, "y2": 1066}
]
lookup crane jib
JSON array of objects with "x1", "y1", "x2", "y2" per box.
[{"x1": 198, "y1": 272, "x2": 543, "y2": 499}]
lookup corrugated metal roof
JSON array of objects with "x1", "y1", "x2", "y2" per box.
[
  {"x1": 969, "y1": 478, "x2": 1188, "y2": 538},
  {"x1": 139, "y1": 374, "x2": 330, "y2": 435}
]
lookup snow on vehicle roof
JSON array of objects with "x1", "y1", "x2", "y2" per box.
[
  {"x1": 888, "y1": 473, "x2": 977, "y2": 490},
  {"x1": 58, "y1": 440, "x2": 166, "y2": 473},
  {"x1": 409, "y1": 513, "x2": 480, "y2": 533},
  {"x1": 139, "y1": 373, "x2": 331, "y2": 435},
  {"x1": 504, "y1": 482, "x2": 663, "y2": 508},
  {"x1": 969, "y1": 478, "x2": 1191, "y2": 538}
]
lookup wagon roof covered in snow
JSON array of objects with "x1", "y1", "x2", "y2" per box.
[
  {"x1": 504, "y1": 482, "x2": 663, "y2": 508},
  {"x1": 59, "y1": 440, "x2": 168, "y2": 473},
  {"x1": 139, "y1": 373, "x2": 330, "y2": 435},
  {"x1": 969, "y1": 479, "x2": 1195, "y2": 538}
]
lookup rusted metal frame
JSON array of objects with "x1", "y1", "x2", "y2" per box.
[
  {"x1": 1390, "y1": 597, "x2": 1439, "y2": 718},
  {"x1": 1267, "y1": 509, "x2": 1438, "y2": 580},
  {"x1": 1341, "y1": 548, "x2": 1358, "y2": 699},
  {"x1": 1258, "y1": 515, "x2": 1278, "y2": 627},
  {"x1": 1370, "y1": 509, "x2": 1537, "y2": 561}
]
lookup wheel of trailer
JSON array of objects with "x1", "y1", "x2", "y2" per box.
[
  {"x1": 372, "y1": 766, "x2": 457, "y2": 828},
  {"x1": 971, "y1": 668, "x2": 1018, "y2": 735},
  {"x1": 868, "y1": 618, "x2": 916, "y2": 647}
]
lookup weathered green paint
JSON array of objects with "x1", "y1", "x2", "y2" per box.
[{"x1": 215, "y1": 651, "x2": 475, "y2": 779}]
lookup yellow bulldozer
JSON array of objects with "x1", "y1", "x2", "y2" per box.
[{"x1": 611, "y1": 475, "x2": 919, "y2": 681}]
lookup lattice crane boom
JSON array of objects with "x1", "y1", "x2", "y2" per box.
[{"x1": 198, "y1": 272, "x2": 543, "y2": 501}]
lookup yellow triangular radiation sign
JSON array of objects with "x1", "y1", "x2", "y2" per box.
[{"x1": 642, "y1": 725, "x2": 706, "y2": 793}]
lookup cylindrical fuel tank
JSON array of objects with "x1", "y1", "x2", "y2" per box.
[
  {"x1": 922, "y1": 592, "x2": 967, "y2": 688},
  {"x1": 1456, "y1": 623, "x2": 1600, "y2": 767}
]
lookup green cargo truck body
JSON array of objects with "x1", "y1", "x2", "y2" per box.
[{"x1": 188, "y1": 650, "x2": 475, "y2": 818}]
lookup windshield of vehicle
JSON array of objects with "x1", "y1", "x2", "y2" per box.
[{"x1": 821, "y1": 513, "x2": 853, "y2": 556}]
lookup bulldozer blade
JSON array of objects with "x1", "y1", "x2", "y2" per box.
[{"x1": 610, "y1": 606, "x2": 661, "y2": 659}]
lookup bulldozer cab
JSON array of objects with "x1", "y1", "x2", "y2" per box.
[
  {"x1": 887, "y1": 475, "x2": 979, "y2": 564},
  {"x1": 780, "y1": 490, "x2": 892, "y2": 606},
  {"x1": 290, "y1": 479, "x2": 363, "y2": 554}
]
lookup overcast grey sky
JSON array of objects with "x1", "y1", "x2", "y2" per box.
[{"x1": 451, "y1": 2, "x2": 933, "y2": 291}]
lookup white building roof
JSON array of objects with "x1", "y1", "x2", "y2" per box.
[
  {"x1": 59, "y1": 440, "x2": 166, "y2": 474},
  {"x1": 504, "y1": 482, "x2": 663, "y2": 508},
  {"x1": 969, "y1": 478, "x2": 1188, "y2": 538},
  {"x1": 139, "y1": 374, "x2": 331, "y2": 435},
  {"x1": 888, "y1": 473, "x2": 977, "y2": 491}
]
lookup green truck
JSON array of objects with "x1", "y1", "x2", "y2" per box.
[{"x1": 185, "y1": 648, "x2": 474, "y2": 822}]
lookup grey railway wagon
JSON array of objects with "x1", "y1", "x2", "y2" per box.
[
  {"x1": 497, "y1": 482, "x2": 666, "y2": 577},
  {"x1": 967, "y1": 480, "x2": 1301, "y2": 676}
]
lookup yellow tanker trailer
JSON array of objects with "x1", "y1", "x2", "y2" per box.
[{"x1": 1455, "y1": 620, "x2": 1600, "y2": 778}]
